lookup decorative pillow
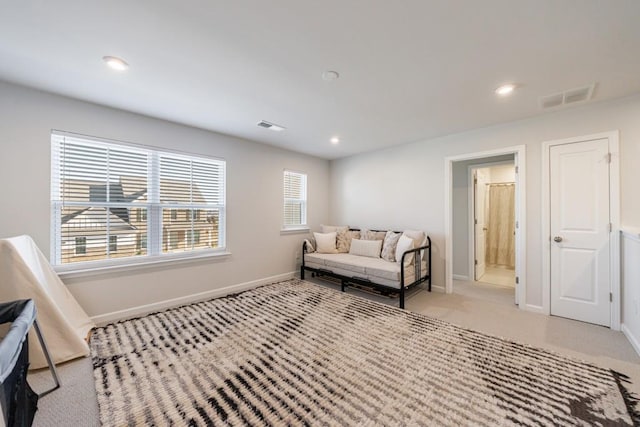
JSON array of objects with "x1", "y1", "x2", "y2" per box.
[
  {"x1": 334, "y1": 226, "x2": 351, "y2": 253},
  {"x1": 348, "y1": 230, "x2": 361, "y2": 240},
  {"x1": 349, "y1": 238, "x2": 383, "y2": 258},
  {"x1": 403, "y1": 229, "x2": 426, "y2": 262},
  {"x1": 303, "y1": 238, "x2": 315, "y2": 253},
  {"x1": 361, "y1": 228, "x2": 386, "y2": 241},
  {"x1": 381, "y1": 231, "x2": 402, "y2": 262},
  {"x1": 320, "y1": 225, "x2": 349, "y2": 252},
  {"x1": 313, "y1": 232, "x2": 338, "y2": 254},
  {"x1": 320, "y1": 224, "x2": 348, "y2": 233},
  {"x1": 338, "y1": 230, "x2": 360, "y2": 253},
  {"x1": 395, "y1": 235, "x2": 415, "y2": 266}
]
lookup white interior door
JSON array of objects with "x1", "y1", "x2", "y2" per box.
[
  {"x1": 550, "y1": 138, "x2": 610, "y2": 326},
  {"x1": 474, "y1": 168, "x2": 489, "y2": 280}
]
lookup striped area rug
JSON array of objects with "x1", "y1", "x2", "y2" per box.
[{"x1": 91, "y1": 279, "x2": 638, "y2": 426}]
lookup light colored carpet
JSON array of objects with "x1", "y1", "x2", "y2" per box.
[
  {"x1": 315, "y1": 277, "x2": 640, "y2": 395},
  {"x1": 28, "y1": 278, "x2": 640, "y2": 425},
  {"x1": 28, "y1": 355, "x2": 99, "y2": 426}
]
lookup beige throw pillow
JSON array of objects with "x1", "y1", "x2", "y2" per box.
[
  {"x1": 303, "y1": 238, "x2": 315, "y2": 253},
  {"x1": 349, "y1": 239, "x2": 383, "y2": 258},
  {"x1": 361, "y1": 229, "x2": 386, "y2": 241},
  {"x1": 381, "y1": 231, "x2": 402, "y2": 262},
  {"x1": 403, "y1": 229, "x2": 426, "y2": 262},
  {"x1": 348, "y1": 230, "x2": 361, "y2": 240},
  {"x1": 314, "y1": 232, "x2": 338, "y2": 254},
  {"x1": 339, "y1": 230, "x2": 360, "y2": 253},
  {"x1": 336, "y1": 227, "x2": 351, "y2": 253},
  {"x1": 320, "y1": 224, "x2": 348, "y2": 233},
  {"x1": 402, "y1": 229, "x2": 426, "y2": 250}
]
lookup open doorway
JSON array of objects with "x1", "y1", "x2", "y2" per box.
[
  {"x1": 470, "y1": 162, "x2": 516, "y2": 289},
  {"x1": 444, "y1": 145, "x2": 526, "y2": 309}
]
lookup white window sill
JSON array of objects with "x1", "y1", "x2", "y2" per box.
[
  {"x1": 280, "y1": 227, "x2": 310, "y2": 235},
  {"x1": 56, "y1": 250, "x2": 232, "y2": 281}
]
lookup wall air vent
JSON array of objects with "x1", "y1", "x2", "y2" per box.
[
  {"x1": 539, "y1": 83, "x2": 596, "y2": 110},
  {"x1": 257, "y1": 120, "x2": 286, "y2": 131}
]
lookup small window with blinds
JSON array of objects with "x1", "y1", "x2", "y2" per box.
[
  {"x1": 51, "y1": 132, "x2": 226, "y2": 267},
  {"x1": 283, "y1": 170, "x2": 307, "y2": 229}
]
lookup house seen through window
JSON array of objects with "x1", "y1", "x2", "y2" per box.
[
  {"x1": 75, "y1": 237, "x2": 86, "y2": 255},
  {"x1": 51, "y1": 132, "x2": 226, "y2": 266}
]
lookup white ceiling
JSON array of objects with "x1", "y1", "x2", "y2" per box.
[{"x1": 1, "y1": 0, "x2": 639, "y2": 159}]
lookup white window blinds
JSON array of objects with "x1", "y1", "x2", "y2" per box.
[
  {"x1": 51, "y1": 132, "x2": 226, "y2": 266},
  {"x1": 158, "y1": 153, "x2": 225, "y2": 255},
  {"x1": 283, "y1": 170, "x2": 307, "y2": 228}
]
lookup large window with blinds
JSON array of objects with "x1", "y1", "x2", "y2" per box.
[
  {"x1": 283, "y1": 170, "x2": 307, "y2": 229},
  {"x1": 51, "y1": 132, "x2": 226, "y2": 267}
]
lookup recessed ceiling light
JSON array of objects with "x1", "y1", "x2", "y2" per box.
[
  {"x1": 103, "y1": 56, "x2": 129, "y2": 71},
  {"x1": 495, "y1": 83, "x2": 516, "y2": 96},
  {"x1": 330, "y1": 137, "x2": 340, "y2": 144},
  {"x1": 322, "y1": 70, "x2": 340, "y2": 81}
]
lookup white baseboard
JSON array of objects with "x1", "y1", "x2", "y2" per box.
[
  {"x1": 523, "y1": 303, "x2": 546, "y2": 314},
  {"x1": 91, "y1": 271, "x2": 296, "y2": 326},
  {"x1": 621, "y1": 324, "x2": 640, "y2": 357},
  {"x1": 452, "y1": 274, "x2": 469, "y2": 281},
  {"x1": 431, "y1": 285, "x2": 446, "y2": 293}
]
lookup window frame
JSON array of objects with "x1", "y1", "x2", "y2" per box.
[
  {"x1": 282, "y1": 169, "x2": 308, "y2": 231},
  {"x1": 51, "y1": 131, "x2": 228, "y2": 275}
]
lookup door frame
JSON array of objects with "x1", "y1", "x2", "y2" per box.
[
  {"x1": 541, "y1": 131, "x2": 620, "y2": 330},
  {"x1": 467, "y1": 160, "x2": 515, "y2": 283},
  {"x1": 444, "y1": 145, "x2": 526, "y2": 308}
]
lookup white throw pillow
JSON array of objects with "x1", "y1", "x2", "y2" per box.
[
  {"x1": 403, "y1": 230, "x2": 425, "y2": 250},
  {"x1": 403, "y1": 229, "x2": 426, "y2": 261},
  {"x1": 314, "y1": 232, "x2": 338, "y2": 254},
  {"x1": 349, "y1": 238, "x2": 383, "y2": 258},
  {"x1": 395, "y1": 235, "x2": 415, "y2": 266}
]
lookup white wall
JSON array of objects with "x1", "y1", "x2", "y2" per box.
[
  {"x1": 621, "y1": 228, "x2": 640, "y2": 355},
  {"x1": 0, "y1": 81, "x2": 330, "y2": 321},
  {"x1": 330, "y1": 94, "x2": 640, "y2": 309}
]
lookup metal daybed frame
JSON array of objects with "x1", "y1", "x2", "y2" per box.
[{"x1": 300, "y1": 230, "x2": 431, "y2": 309}]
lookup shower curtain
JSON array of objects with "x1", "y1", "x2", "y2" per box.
[{"x1": 485, "y1": 183, "x2": 516, "y2": 268}]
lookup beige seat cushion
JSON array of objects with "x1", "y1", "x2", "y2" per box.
[{"x1": 305, "y1": 253, "x2": 427, "y2": 289}]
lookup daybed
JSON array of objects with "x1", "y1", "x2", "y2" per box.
[{"x1": 300, "y1": 227, "x2": 431, "y2": 308}]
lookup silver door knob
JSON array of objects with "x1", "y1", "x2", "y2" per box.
[{"x1": 553, "y1": 236, "x2": 563, "y2": 242}]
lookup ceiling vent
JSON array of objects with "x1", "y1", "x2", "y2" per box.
[
  {"x1": 257, "y1": 120, "x2": 286, "y2": 132},
  {"x1": 539, "y1": 83, "x2": 596, "y2": 110}
]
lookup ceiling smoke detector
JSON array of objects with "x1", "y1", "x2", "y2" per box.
[
  {"x1": 539, "y1": 83, "x2": 596, "y2": 109},
  {"x1": 257, "y1": 120, "x2": 286, "y2": 131},
  {"x1": 322, "y1": 70, "x2": 340, "y2": 81}
]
